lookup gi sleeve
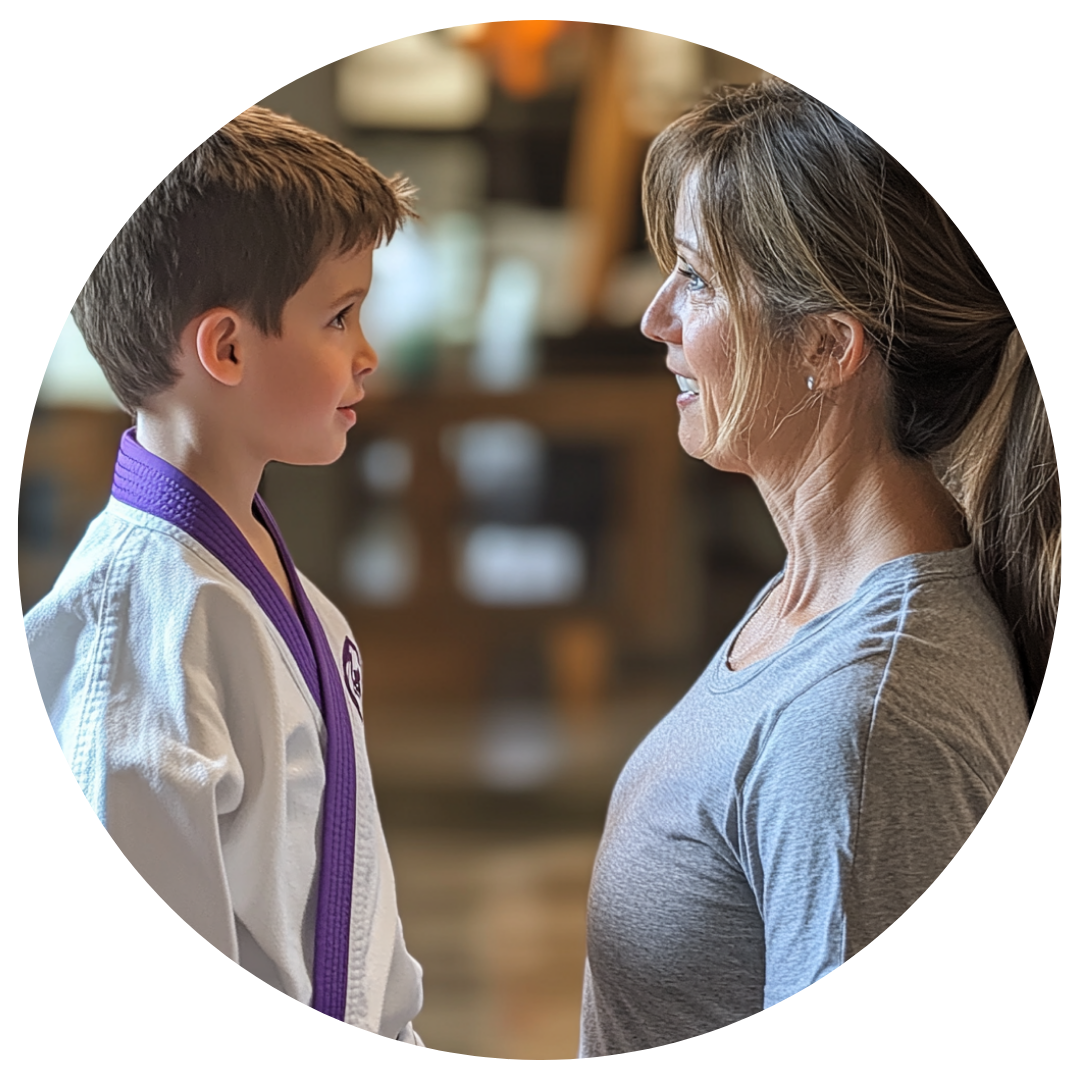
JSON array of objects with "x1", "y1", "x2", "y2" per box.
[{"x1": 32, "y1": 539, "x2": 263, "y2": 963}]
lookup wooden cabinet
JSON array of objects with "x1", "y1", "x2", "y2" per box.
[
  {"x1": 263, "y1": 376, "x2": 693, "y2": 707},
  {"x1": 19, "y1": 407, "x2": 129, "y2": 611},
  {"x1": 19, "y1": 378, "x2": 694, "y2": 712}
]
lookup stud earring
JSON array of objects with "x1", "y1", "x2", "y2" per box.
[{"x1": 806, "y1": 376, "x2": 815, "y2": 392}]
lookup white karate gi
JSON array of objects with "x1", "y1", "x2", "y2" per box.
[{"x1": 26, "y1": 490, "x2": 423, "y2": 1042}]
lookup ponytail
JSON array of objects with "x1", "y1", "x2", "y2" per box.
[{"x1": 944, "y1": 332, "x2": 1060, "y2": 710}]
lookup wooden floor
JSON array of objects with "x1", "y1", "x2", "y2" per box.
[
  {"x1": 388, "y1": 827, "x2": 599, "y2": 1058},
  {"x1": 366, "y1": 690, "x2": 683, "y2": 1059}
]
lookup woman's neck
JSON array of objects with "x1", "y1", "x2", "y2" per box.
[{"x1": 752, "y1": 439, "x2": 967, "y2": 626}]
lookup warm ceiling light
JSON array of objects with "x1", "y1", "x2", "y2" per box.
[{"x1": 460, "y1": 21, "x2": 569, "y2": 100}]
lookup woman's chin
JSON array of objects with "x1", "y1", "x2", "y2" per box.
[
  {"x1": 678, "y1": 419, "x2": 724, "y2": 468},
  {"x1": 677, "y1": 414, "x2": 707, "y2": 458}
]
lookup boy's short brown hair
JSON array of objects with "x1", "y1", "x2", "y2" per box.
[{"x1": 73, "y1": 106, "x2": 415, "y2": 413}]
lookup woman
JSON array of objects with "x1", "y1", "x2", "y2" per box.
[{"x1": 580, "y1": 80, "x2": 1059, "y2": 1055}]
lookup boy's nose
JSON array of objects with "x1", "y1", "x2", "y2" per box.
[{"x1": 355, "y1": 334, "x2": 378, "y2": 373}]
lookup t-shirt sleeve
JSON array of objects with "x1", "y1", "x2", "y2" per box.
[
  {"x1": 736, "y1": 684, "x2": 863, "y2": 1008},
  {"x1": 737, "y1": 669, "x2": 997, "y2": 1009}
]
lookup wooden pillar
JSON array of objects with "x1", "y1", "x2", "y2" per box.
[{"x1": 564, "y1": 24, "x2": 648, "y2": 324}]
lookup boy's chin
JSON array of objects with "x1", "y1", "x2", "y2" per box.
[{"x1": 275, "y1": 439, "x2": 349, "y2": 469}]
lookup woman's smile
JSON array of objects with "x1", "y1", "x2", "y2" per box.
[{"x1": 673, "y1": 372, "x2": 700, "y2": 407}]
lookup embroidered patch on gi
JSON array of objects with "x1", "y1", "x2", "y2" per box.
[{"x1": 341, "y1": 637, "x2": 363, "y2": 719}]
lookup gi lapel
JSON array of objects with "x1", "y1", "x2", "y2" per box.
[
  {"x1": 253, "y1": 492, "x2": 358, "y2": 1022},
  {"x1": 110, "y1": 429, "x2": 357, "y2": 1021}
]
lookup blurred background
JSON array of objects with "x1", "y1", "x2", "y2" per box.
[{"x1": 20, "y1": 22, "x2": 784, "y2": 1059}]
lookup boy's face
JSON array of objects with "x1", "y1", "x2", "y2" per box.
[{"x1": 242, "y1": 245, "x2": 377, "y2": 466}]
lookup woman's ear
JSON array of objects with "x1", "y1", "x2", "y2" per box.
[
  {"x1": 802, "y1": 313, "x2": 870, "y2": 389},
  {"x1": 193, "y1": 309, "x2": 245, "y2": 387},
  {"x1": 828, "y1": 313, "x2": 869, "y2": 384}
]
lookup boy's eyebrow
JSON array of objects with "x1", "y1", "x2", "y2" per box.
[{"x1": 327, "y1": 286, "x2": 368, "y2": 309}]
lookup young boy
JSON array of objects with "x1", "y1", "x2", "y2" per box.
[{"x1": 25, "y1": 107, "x2": 423, "y2": 1042}]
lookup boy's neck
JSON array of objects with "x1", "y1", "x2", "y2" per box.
[
  {"x1": 135, "y1": 411, "x2": 265, "y2": 526},
  {"x1": 134, "y1": 411, "x2": 297, "y2": 610}
]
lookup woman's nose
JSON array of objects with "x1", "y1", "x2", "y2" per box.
[{"x1": 640, "y1": 275, "x2": 680, "y2": 344}]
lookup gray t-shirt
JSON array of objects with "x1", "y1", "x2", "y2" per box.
[{"x1": 580, "y1": 546, "x2": 1028, "y2": 1056}]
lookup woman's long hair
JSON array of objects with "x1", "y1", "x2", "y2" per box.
[{"x1": 643, "y1": 79, "x2": 1059, "y2": 709}]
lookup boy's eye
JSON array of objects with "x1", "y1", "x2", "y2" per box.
[{"x1": 331, "y1": 305, "x2": 353, "y2": 329}]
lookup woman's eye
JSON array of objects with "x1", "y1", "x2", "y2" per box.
[{"x1": 677, "y1": 263, "x2": 707, "y2": 292}]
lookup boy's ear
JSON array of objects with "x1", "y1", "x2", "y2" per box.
[{"x1": 193, "y1": 309, "x2": 245, "y2": 387}]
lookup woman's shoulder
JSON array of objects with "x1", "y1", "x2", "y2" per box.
[
  {"x1": 774, "y1": 546, "x2": 1028, "y2": 788},
  {"x1": 852, "y1": 544, "x2": 1004, "y2": 628},
  {"x1": 789, "y1": 545, "x2": 1018, "y2": 681},
  {"x1": 846, "y1": 545, "x2": 1025, "y2": 709}
]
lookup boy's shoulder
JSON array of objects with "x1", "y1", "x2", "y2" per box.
[
  {"x1": 25, "y1": 498, "x2": 301, "y2": 695},
  {"x1": 28, "y1": 498, "x2": 261, "y2": 625},
  {"x1": 26, "y1": 498, "x2": 359, "y2": 706}
]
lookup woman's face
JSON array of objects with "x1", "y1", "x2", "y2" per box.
[{"x1": 641, "y1": 174, "x2": 738, "y2": 466}]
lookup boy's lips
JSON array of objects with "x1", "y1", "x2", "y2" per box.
[{"x1": 337, "y1": 399, "x2": 360, "y2": 425}]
